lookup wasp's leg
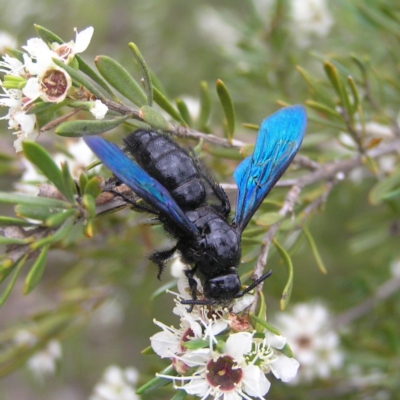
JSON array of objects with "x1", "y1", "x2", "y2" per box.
[
  {"x1": 108, "y1": 189, "x2": 156, "y2": 214},
  {"x1": 150, "y1": 246, "x2": 178, "y2": 279}
]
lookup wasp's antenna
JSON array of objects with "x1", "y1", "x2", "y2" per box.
[{"x1": 234, "y1": 270, "x2": 273, "y2": 299}]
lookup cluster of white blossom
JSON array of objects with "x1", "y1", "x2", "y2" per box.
[
  {"x1": 289, "y1": 0, "x2": 334, "y2": 47},
  {"x1": 0, "y1": 26, "x2": 107, "y2": 151},
  {"x1": 14, "y1": 330, "x2": 62, "y2": 381},
  {"x1": 89, "y1": 365, "x2": 140, "y2": 400},
  {"x1": 150, "y1": 277, "x2": 299, "y2": 399},
  {"x1": 274, "y1": 302, "x2": 343, "y2": 383}
]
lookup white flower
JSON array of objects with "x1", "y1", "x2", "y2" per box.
[
  {"x1": 158, "y1": 332, "x2": 298, "y2": 399},
  {"x1": 26, "y1": 340, "x2": 62, "y2": 380},
  {"x1": 23, "y1": 67, "x2": 72, "y2": 103},
  {"x1": 90, "y1": 99, "x2": 108, "y2": 120},
  {"x1": 0, "y1": 86, "x2": 39, "y2": 151},
  {"x1": 51, "y1": 26, "x2": 94, "y2": 63},
  {"x1": 22, "y1": 26, "x2": 93, "y2": 68},
  {"x1": 274, "y1": 302, "x2": 343, "y2": 383},
  {"x1": 89, "y1": 365, "x2": 140, "y2": 400},
  {"x1": 151, "y1": 317, "x2": 202, "y2": 358},
  {"x1": 289, "y1": 0, "x2": 334, "y2": 47}
]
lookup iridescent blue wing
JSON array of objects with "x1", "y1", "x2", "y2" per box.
[
  {"x1": 84, "y1": 136, "x2": 199, "y2": 237},
  {"x1": 233, "y1": 105, "x2": 307, "y2": 231}
]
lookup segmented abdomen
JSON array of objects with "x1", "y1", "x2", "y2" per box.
[{"x1": 124, "y1": 130, "x2": 206, "y2": 209}]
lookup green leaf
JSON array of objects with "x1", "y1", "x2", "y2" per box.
[
  {"x1": 280, "y1": 343, "x2": 294, "y2": 358},
  {"x1": 255, "y1": 212, "x2": 283, "y2": 226},
  {"x1": 0, "y1": 255, "x2": 27, "y2": 307},
  {"x1": 55, "y1": 114, "x2": 131, "y2": 137},
  {"x1": 171, "y1": 390, "x2": 188, "y2": 400},
  {"x1": 302, "y1": 225, "x2": 327, "y2": 274},
  {"x1": 22, "y1": 141, "x2": 68, "y2": 200},
  {"x1": 255, "y1": 290, "x2": 267, "y2": 332},
  {"x1": 197, "y1": 81, "x2": 211, "y2": 131},
  {"x1": 95, "y1": 55, "x2": 147, "y2": 107},
  {"x1": 5, "y1": 48, "x2": 25, "y2": 62},
  {"x1": 153, "y1": 87, "x2": 186, "y2": 124},
  {"x1": 323, "y1": 61, "x2": 352, "y2": 118},
  {"x1": 249, "y1": 313, "x2": 281, "y2": 335},
  {"x1": 296, "y1": 65, "x2": 318, "y2": 92},
  {"x1": 347, "y1": 76, "x2": 359, "y2": 115},
  {"x1": 0, "y1": 216, "x2": 32, "y2": 227},
  {"x1": 363, "y1": 155, "x2": 379, "y2": 176},
  {"x1": 136, "y1": 365, "x2": 175, "y2": 395},
  {"x1": 0, "y1": 262, "x2": 15, "y2": 284},
  {"x1": 129, "y1": 43, "x2": 153, "y2": 106},
  {"x1": 26, "y1": 100, "x2": 66, "y2": 115},
  {"x1": 305, "y1": 100, "x2": 341, "y2": 120},
  {"x1": 30, "y1": 217, "x2": 74, "y2": 250},
  {"x1": 61, "y1": 162, "x2": 77, "y2": 202},
  {"x1": 369, "y1": 167, "x2": 400, "y2": 206},
  {"x1": 76, "y1": 55, "x2": 116, "y2": 98},
  {"x1": 52, "y1": 58, "x2": 105, "y2": 101},
  {"x1": 45, "y1": 209, "x2": 78, "y2": 228},
  {"x1": 176, "y1": 98, "x2": 192, "y2": 127},
  {"x1": 24, "y1": 245, "x2": 49, "y2": 294},
  {"x1": 78, "y1": 173, "x2": 88, "y2": 193},
  {"x1": 83, "y1": 176, "x2": 102, "y2": 199},
  {"x1": 0, "y1": 192, "x2": 70, "y2": 209},
  {"x1": 34, "y1": 24, "x2": 63, "y2": 44},
  {"x1": 0, "y1": 236, "x2": 32, "y2": 245},
  {"x1": 82, "y1": 194, "x2": 97, "y2": 218},
  {"x1": 273, "y1": 239, "x2": 293, "y2": 310},
  {"x1": 382, "y1": 187, "x2": 400, "y2": 201},
  {"x1": 15, "y1": 204, "x2": 61, "y2": 221},
  {"x1": 216, "y1": 79, "x2": 235, "y2": 142},
  {"x1": 140, "y1": 105, "x2": 170, "y2": 130},
  {"x1": 140, "y1": 346, "x2": 155, "y2": 355},
  {"x1": 206, "y1": 145, "x2": 243, "y2": 160}
]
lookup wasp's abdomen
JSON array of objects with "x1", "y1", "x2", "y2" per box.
[{"x1": 124, "y1": 130, "x2": 206, "y2": 209}]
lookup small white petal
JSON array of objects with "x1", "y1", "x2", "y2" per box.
[
  {"x1": 14, "y1": 111, "x2": 37, "y2": 137},
  {"x1": 74, "y1": 26, "x2": 94, "y2": 53},
  {"x1": 170, "y1": 257, "x2": 187, "y2": 278},
  {"x1": 271, "y1": 354, "x2": 300, "y2": 382},
  {"x1": 232, "y1": 294, "x2": 254, "y2": 313},
  {"x1": 22, "y1": 77, "x2": 41, "y2": 101},
  {"x1": 224, "y1": 391, "x2": 242, "y2": 400},
  {"x1": 150, "y1": 330, "x2": 180, "y2": 358},
  {"x1": 225, "y1": 332, "x2": 252, "y2": 360},
  {"x1": 183, "y1": 377, "x2": 209, "y2": 396},
  {"x1": 13, "y1": 135, "x2": 24, "y2": 152},
  {"x1": 242, "y1": 364, "x2": 271, "y2": 397},
  {"x1": 23, "y1": 38, "x2": 51, "y2": 58},
  {"x1": 180, "y1": 348, "x2": 210, "y2": 367},
  {"x1": 265, "y1": 331, "x2": 287, "y2": 349},
  {"x1": 90, "y1": 100, "x2": 108, "y2": 119}
]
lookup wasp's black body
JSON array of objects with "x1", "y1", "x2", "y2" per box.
[
  {"x1": 84, "y1": 105, "x2": 307, "y2": 307},
  {"x1": 124, "y1": 130, "x2": 242, "y2": 303}
]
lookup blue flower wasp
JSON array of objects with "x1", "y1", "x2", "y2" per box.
[{"x1": 84, "y1": 105, "x2": 307, "y2": 307}]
